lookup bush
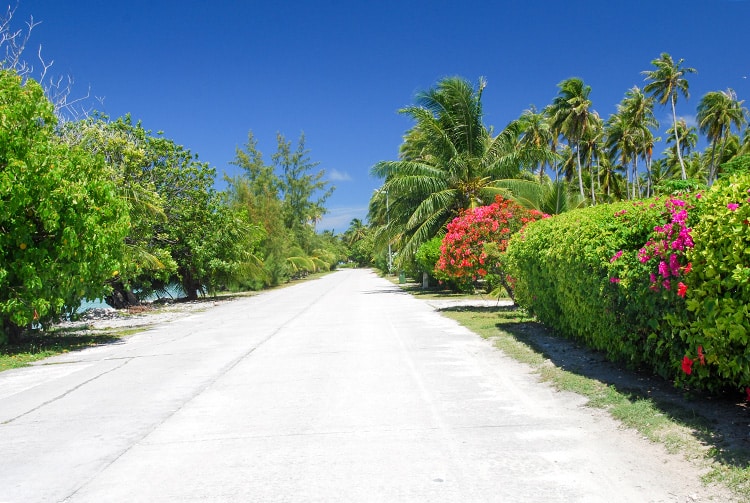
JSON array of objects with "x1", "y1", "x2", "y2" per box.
[
  {"x1": 672, "y1": 173, "x2": 750, "y2": 392},
  {"x1": 506, "y1": 197, "x2": 700, "y2": 377},
  {"x1": 436, "y1": 196, "x2": 544, "y2": 296},
  {"x1": 508, "y1": 175, "x2": 750, "y2": 393}
]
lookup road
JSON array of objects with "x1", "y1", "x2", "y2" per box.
[{"x1": 0, "y1": 269, "x2": 723, "y2": 502}]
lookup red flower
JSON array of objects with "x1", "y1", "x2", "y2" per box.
[
  {"x1": 697, "y1": 346, "x2": 705, "y2": 366},
  {"x1": 682, "y1": 262, "x2": 692, "y2": 275},
  {"x1": 681, "y1": 356, "x2": 694, "y2": 375},
  {"x1": 677, "y1": 282, "x2": 688, "y2": 298}
]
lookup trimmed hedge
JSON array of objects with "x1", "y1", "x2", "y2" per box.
[{"x1": 506, "y1": 172, "x2": 750, "y2": 392}]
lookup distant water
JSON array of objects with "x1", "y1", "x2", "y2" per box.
[{"x1": 76, "y1": 284, "x2": 186, "y2": 313}]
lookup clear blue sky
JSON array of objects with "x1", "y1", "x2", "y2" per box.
[{"x1": 11, "y1": 0, "x2": 750, "y2": 231}]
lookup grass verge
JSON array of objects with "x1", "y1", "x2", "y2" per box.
[
  {"x1": 439, "y1": 304, "x2": 750, "y2": 500},
  {"x1": 0, "y1": 326, "x2": 145, "y2": 372}
]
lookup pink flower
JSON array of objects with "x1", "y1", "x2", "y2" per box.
[
  {"x1": 727, "y1": 203, "x2": 740, "y2": 211},
  {"x1": 610, "y1": 277, "x2": 621, "y2": 284},
  {"x1": 610, "y1": 250, "x2": 623, "y2": 263}
]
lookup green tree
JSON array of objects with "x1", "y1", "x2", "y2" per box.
[
  {"x1": 515, "y1": 106, "x2": 556, "y2": 182},
  {"x1": 549, "y1": 77, "x2": 597, "y2": 200},
  {"x1": 273, "y1": 132, "x2": 334, "y2": 249},
  {"x1": 643, "y1": 53, "x2": 696, "y2": 180},
  {"x1": 60, "y1": 115, "x2": 177, "y2": 306},
  {"x1": 696, "y1": 88, "x2": 748, "y2": 185},
  {"x1": 0, "y1": 71, "x2": 129, "y2": 343},
  {"x1": 370, "y1": 76, "x2": 541, "y2": 264}
]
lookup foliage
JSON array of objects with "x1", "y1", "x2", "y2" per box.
[
  {"x1": 227, "y1": 131, "x2": 337, "y2": 285},
  {"x1": 414, "y1": 237, "x2": 442, "y2": 282},
  {"x1": 0, "y1": 71, "x2": 129, "y2": 343},
  {"x1": 505, "y1": 198, "x2": 690, "y2": 374},
  {"x1": 436, "y1": 196, "x2": 544, "y2": 297},
  {"x1": 719, "y1": 154, "x2": 750, "y2": 179},
  {"x1": 370, "y1": 76, "x2": 544, "y2": 267},
  {"x1": 507, "y1": 177, "x2": 750, "y2": 393},
  {"x1": 673, "y1": 173, "x2": 750, "y2": 392}
]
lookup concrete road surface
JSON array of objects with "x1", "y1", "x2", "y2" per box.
[{"x1": 0, "y1": 269, "x2": 723, "y2": 502}]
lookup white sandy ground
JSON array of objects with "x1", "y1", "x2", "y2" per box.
[{"x1": 0, "y1": 269, "x2": 738, "y2": 502}]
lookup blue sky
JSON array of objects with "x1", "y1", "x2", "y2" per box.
[{"x1": 11, "y1": 0, "x2": 750, "y2": 231}]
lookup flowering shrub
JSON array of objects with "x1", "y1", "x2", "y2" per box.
[
  {"x1": 435, "y1": 196, "x2": 544, "y2": 297},
  {"x1": 509, "y1": 173, "x2": 750, "y2": 395},
  {"x1": 670, "y1": 173, "x2": 750, "y2": 392},
  {"x1": 507, "y1": 197, "x2": 697, "y2": 377}
]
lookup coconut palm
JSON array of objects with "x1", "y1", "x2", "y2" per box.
[
  {"x1": 604, "y1": 112, "x2": 638, "y2": 199},
  {"x1": 370, "y1": 76, "x2": 544, "y2": 263},
  {"x1": 696, "y1": 88, "x2": 748, "y2": 184},
  {"x1": 665, "y1": 119, "x2": 698, "y2": 176},
  {"x1": 642, "y1": 53, "x2": 696, "y2": 180},
  {"x1": 549, "y1": 77, "x2": 597, "y2": 200},
  {"x1": 619, "y1": 87, "x2": 658, "y2": 196},
  {"x1": 516, "y1": 106, "x2": 556, "y2": 181}
]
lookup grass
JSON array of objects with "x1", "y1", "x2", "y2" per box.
[
  {"x1": 436, "y1": 303, "x2": 750, "y2": 500},
  {"x1": 0, "y1": 326, "x2": 140, "y2": 372}
]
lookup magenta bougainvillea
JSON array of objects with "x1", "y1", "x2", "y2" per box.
[{"x1": 436, "y1": 196, "x2": 545, "y2": 294}]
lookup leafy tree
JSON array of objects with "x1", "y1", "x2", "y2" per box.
[
  {"x1": 60, "y1": 115, "x2": 177, "y2": 306},
  {"x1": 0, "y1": 71, "x2": 129, "y2": 343},
  {"x1": 227, "y1": 130, "x2": 336, "y2": 284},
  {"x1": 696, "y1": 88, "x2": 748, "y2": 185},
  {"x1": 273, "y1": 132, "x2": 334, "y2": 249},
  {"x1": 643, "y1": 53, "x2": 696, "y2": 180}
]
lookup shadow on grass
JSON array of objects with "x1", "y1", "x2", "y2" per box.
[
  {"x1": 439, "y1": 305, "x2": 750, "y2": 481},
  {"x1": 1, "y1": 329, "x2": 124, "y2": 370}
]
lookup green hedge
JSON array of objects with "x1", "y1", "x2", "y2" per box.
[{"x1": 506, "y1": 173, "x2": 750, "y2": 392}]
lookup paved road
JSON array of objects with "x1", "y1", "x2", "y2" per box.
[{"x1": 0, "y1": 269, "x2": 718, "y2": 502}]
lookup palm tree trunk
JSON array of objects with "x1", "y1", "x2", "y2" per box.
[
  {"x1": 672, "y1": 97, "x2": 687, "y2": 180},
  {"x1": 707, "y1": 141, "x2": 718, "y2": 187},
  {"x1": 576, "y1": 143, "x2": 585, "y2": 200}
]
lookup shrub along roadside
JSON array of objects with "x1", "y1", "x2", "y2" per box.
[{"x1": 506, "y1": 172, "x2": 750, "y2": 394}]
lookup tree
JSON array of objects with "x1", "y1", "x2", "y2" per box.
[
  {"x1": 643, "y1": 53, "x2": 696, "y2": 180},
  {"x1": 273, "y1": 132, "x2": 334, "y2": 248},
  {"x1": 370, "y1": 76, "x2": 542, "y2": 264},
  {"x1": 619, "y1": 87, "x2": 658, "y2": 196},
  {"x1": 515, "y1": 106, "x2": 556, "y2": 182},
  {"x1": 549, "y1": 77, "x2": 597, "y2": 200},
  {"x1": 696, "y1": 88, "x2": 748, "y2": 185},
  {"x1": 60, "y1": 115, "x2": 177, "y2": 307},
  {"x1": 0, "y1": 71, "x2": 129, "y2": 343}
]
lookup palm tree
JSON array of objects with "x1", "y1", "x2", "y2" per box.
[
  {"x1": 619, "y1": 87, "x2": 658, "y2": 196},
  {"x1": 604, "y1": 112, "x2": 638, "y2": 199},
  {"x1": 343, "y1": 218, "x2": 368, "y2": 247},
  {"x1": 642, "y1": 53, "x2": 696, "y2": 180},
  {"x1": 549, "y1": 77, "x2": 596, "y2": 200},
  {"x1": 516, "y1": 106, "x2": 556, "y2": 181},
  {"x1": 665, "y1": 119, "x2": 698, "y2": 175},
  {"x1": 696, "y1": 88, "x2": 748, "y2": 185},
  {"x1": 370, "y1": 76, "x2": 543, "y2": 263}
]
